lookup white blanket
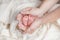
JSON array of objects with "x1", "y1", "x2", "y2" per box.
[{"x1": 0, "y1": 0, "x2": 60, "y2": 40}]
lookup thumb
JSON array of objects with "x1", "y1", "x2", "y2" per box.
[{"x1": 30, "y1": 9, "x2": 44, "y2": 17}]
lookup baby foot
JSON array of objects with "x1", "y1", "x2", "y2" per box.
[
  {"x1": 22, "y1": 14, "x2": 36, "y2": 27},
  {"x1": 16, "y1": 13, "x2": 37, "y2": 31}
]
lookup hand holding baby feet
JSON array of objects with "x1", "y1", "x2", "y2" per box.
[
  {"x1": 21, "y1": 7, "x2": 44, "y2": 17},
  {"x1": 16, "y1": 8, "x2": 42, "y2": 34},
  {"x1": 16, "y1": 13, "x2": 38, "y2": 33}
]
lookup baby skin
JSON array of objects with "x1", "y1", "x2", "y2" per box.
[{"x1": 16, "y1": 13, "x2": 39, "y2": 32}]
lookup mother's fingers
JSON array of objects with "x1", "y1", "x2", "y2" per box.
[
  {"x1": 26, "y1": 18, "x2": 42, "y2": 34},
  {"x1": 18, "y1": 22, "x2": 27, "y2": 31},
  {"x1": 16, "y1": 14, "x2": 22, "y2": 22},
  {"x1": 16, "y1": 14, "x2": 27, "y2": 31},
  {"x1": 21, "y1": 10, "x2": 31, "y2": 14},
  {"x1": 22, "y1": 7, "x2": 32, "y2": 11},
  {"x1": 21, "y1": 7, "x2": 32, "y2": 14}
]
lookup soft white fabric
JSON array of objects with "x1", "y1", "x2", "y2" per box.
[{"x1": 0, "y1": 0, "x2": 60, "y2": 40}]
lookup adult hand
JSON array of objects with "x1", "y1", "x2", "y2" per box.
[
  {"x1": 17, "y1": 14, "x2": 41, "y2": 34},
  {"x1": 21, "y1": 7, "x2": 43, "y2": 17},
  {"x1": 16, "y1": 14, "x2": 27, "y2": 31},
  {"x1": 16, "y1": 8, "x2": 42, "y2": 34}
]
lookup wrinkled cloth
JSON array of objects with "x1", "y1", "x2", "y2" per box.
[{"x1": 0, "y1": 0, "x2": 60, "y2": 40}]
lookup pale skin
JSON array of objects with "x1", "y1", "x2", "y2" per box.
[
  {"x1": 21, "y1": 0, "x2": 59, "y2": 17},
  {"x1": 24, "y1": 7, "x2": 60, "y2": 34},
  {"x1": 17, "y1": 0, "x2": 60, "y2": 34}
]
